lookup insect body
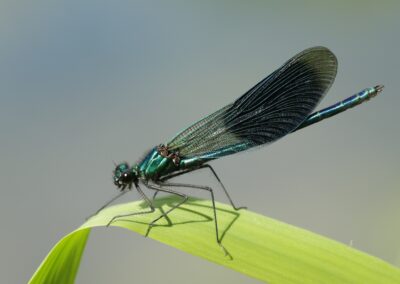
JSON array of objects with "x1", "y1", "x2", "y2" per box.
[{"x1": 91, "y1": 47, "x2": 383, "y2": 252}]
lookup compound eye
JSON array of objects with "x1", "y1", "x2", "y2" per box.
[
  {"x1": 122, "y1": 172, "x2": 130, "y2": 180},
  {"x1": 115, "y1": 163, "x2": 129, "y2": 173},
  {"x1": 119, "y1": 171, "x2": 132, "y2": 183}
]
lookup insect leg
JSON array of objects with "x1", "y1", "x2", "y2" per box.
[
  {"x1": 144, "y1": 183, "x2": 188, "y2": 227},
  {"x1": 160, "y1": 165, "x2": 246, "y2": 210},
  {"x1": 156, "y1": 181, "x2": 229, "y2": 255},
  {"x1": 159, "y1": 168, "x2": 194, "y2": 181},
  {"x1": 151, "y1": 190, "x2": 159, "y2": 203},
  {"x1": 107, "y1": 184, "x2": 155, "y2": 226},
  {"x1": 86, "y1": 190, "x2": 128, "y2": 220},
  {"x1": 199, "y1": 165, "x2": 246, "y2": 210}
]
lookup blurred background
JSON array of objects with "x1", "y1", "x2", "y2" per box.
[{"x1": 1, "y1": 1, "x2": 399, "y2": 283}]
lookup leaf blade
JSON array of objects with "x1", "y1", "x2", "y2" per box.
[
  {"x1": 29, "y1": 229, "x2": 90, "y2": 284},
  {"x1": 30, "y1": 196, "x2": 400, "y2": 284}
]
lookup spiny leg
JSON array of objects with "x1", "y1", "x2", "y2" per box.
[
  {"x1": 200, "y1": 165, "x2": 246, "y2": 210},
  {"x1": 156, "y1": 181, "x2": 230, "y2": 255},
  {"x1": 107, "y1": 184, "x2": 155, "y2": 226},
  {"x1": 160, "y1": 164, "x2": 245, "y2": 210},
  {"x1": 152, "y1": 190, "x2": 159, "y2": 203},
  {"x1": 86, "y1": 189, "x2": 128, "y2": 220},
  {"x1": 144, "y1": 183, "x2": 188, "y2": 231}
]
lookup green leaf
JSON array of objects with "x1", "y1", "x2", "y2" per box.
[
  {"x1": 29, "y1": 229, "x2": 90, "y2": 284},
  {"x1": 29, "y1": 196, "x2": 400, "y2": 284}
]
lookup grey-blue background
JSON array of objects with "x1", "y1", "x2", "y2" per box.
[{"x1": 1, "y1": 1, "x2": 399, "y2": 283}]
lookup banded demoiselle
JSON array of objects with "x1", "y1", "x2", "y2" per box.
[{"x1": 89, "y1": 46, "x2": 383, "y2": 252}]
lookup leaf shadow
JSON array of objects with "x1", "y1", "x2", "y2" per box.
[{"x1": 114, "y1": 195, "x2": 242, "y2": 244}]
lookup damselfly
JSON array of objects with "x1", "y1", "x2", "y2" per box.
[{"x1": 90, "y1": 47, "x2": 383, "y2": 252}]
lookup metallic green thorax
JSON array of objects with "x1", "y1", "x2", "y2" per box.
[
  {"x1": 137, "y1": 147, "x2": 204, "y2": 180},
  {"x1": 137, "y1": 148, "x2": 173, "y2": 180}
]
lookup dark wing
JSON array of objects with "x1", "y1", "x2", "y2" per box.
[{"x1": 167, "y1": 47, "x2": 337, "y2": 160}]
